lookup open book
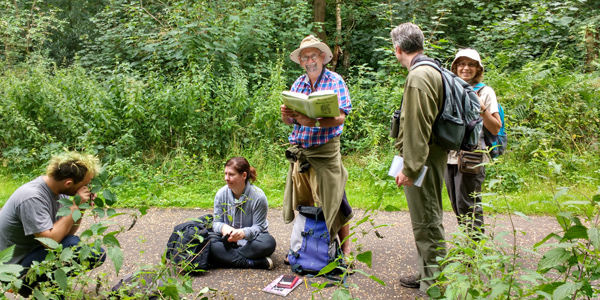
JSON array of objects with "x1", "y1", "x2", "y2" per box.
[
  {"x1": 281, "y1": 90, "x2": 340, "y2": 119},
  {"x1": 388, "y1": 155, "x2": 428, "y2": 187}
]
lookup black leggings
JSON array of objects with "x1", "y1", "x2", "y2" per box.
[{"x1": 209, "y1": 233, "x2": 276, "y2": 268}]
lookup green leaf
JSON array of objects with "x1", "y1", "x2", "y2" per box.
[
  {"x1": 58, "y1": 198, "x2": 73, "y2": 207},
  {"x1": 0, "y1": 245, "x2": 15, "y2": 264},
  {"x1": 562, "y1": 225, "x2": 588, "y2": 241},
  {"x1": 331, "y1": 288, "x2": 351, "y2": 300},
  {"x1": 57, "y1": 206, "x2": 72, "y2": 217},
  {"x1": 0, "y1": 264, "x2": 24, "y2": 276},
  {"x1": 162, "y1": 284, "x2": 180, "y2": 300},
  {"x1": 35, "y1": 237, "x2": 59, "y2": 249},
  {"x1": 592, "y1": 194, "x2": 600, "y2": 204},
  {"x1": 72, "y1": 209, "x2": 82, "y2": 222},
  {"x1": 356, "y1": 251, "x2": 373, "y2": 268},
  {"x1": 93, "y1": 207, "x2": 105, "y2": 218},
  {"x1": 90, "y1": 184, "x2": 102, "y2": 194},
  {"x1": 103, "y1": 234, "x2": 121, "y2": 247},
  {"x1": 553, "y1": 282, "x2": 582, "y2": 299},
  {"x1": 91, "y1": 177, "x2": 102, "y2": 188},
  {"x1": 538, "y1": 248, "x2": 571, "y2": 270},
  {"x1": 107, "y1": 247, "x2": 123, "y2": 275},
  {"x1": 513, "y1": 211, "x2": 530, "y2": 222},
  {"x1": 33, "y1": 289, "x2": 47, "y2": 300},
  {"x1": 427, "y1": 286, "x2": 442, "y2": 298},
  {"x1": 99, "y1": 170, "x2": 109, "y2": 183},
  {"x1": 59, "y1": 247, "x2": 74, "y2": 262},
  {"x1": 110, "y1": 176, "x2": 126, "y2": 187},
  {"x1": 489, "y1": 282, "x2": 510, "y2": 299},
  {"x1": 80, "y1": 229, "x2": 93, "y2": 239},
  {"x1": 368, "y1": 274, "x2": 386, "y2": 286},
  {"x1": 588, "y1": 227, "x2": 600, "y2": 249},
  {"x1": 103, "y1": 189, "x2": 115, "y2": 205},
  {"x1": 317, "y1": 260, "x2": 339, "y2": 276},
  {"x1": 54, "y1": 268, "x2": 68, "y2": 291},
  {"x1": 383, "y1": 205, "x2": 400, "y2": 211},
  {"x1": 139, "y1": 206, "x2": 149, "y2": 216},
  {"x1": 74, "y1": 195, "x2": 82, "y2": 206},
  {"x1": 534, "y1": 233, "x2": 561, "y2": 249},
  {"x1": 93, "y1": 197, "x2": 104, "y2": 207},
  {"x1": 106, "y1": 208, "x2": 117, "y2": 217}
]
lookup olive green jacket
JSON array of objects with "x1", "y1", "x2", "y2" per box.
[
  {"x1": 395, "y1": 64, "x2": 444, "y2": 179},
  {"x1": 283, "y1": 136, "x2": 350, "y2": 236}
]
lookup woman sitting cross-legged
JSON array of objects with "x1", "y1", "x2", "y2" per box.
[{"x1": 209, "y1": 157, "x2": 276, "y2": 269}]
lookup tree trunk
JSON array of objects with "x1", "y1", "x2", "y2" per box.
[
  {"x1": 585, "y1": 26, "x2": 599, "y2": 72},
  {"x1": 331, "y1": 0, "x2": 342, "y2": 71},
  {"x1": 313, "y1": 0, "x2": 327, "y2": 42}
]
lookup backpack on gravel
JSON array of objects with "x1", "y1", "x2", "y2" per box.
[
  {"x1": 287, "y1": 206, "x2": 344, "y2": 276},
  {"x1": 412, "y1": 57, "x2": 483, "y2": 151},
  {"x1": 165, "y1": 214, "x2": 216, "y2": 272}
]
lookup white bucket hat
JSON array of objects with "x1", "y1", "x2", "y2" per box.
[
  {"x1": 451, "y1": 48, "x2": 484, "y2": 71},
  {"x1": 290, "y1": 35, "x2": 333, "y2": 65}
]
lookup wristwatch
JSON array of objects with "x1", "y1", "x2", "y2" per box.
[{"x1": 314, "y1": 119, "x2": 320, "y2": 127}]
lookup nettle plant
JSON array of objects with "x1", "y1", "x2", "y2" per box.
[{"x1": 429, "y1": 162, "x2": 600, "y2": 300}]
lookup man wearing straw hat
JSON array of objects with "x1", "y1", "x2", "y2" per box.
[{"x1": 280, "y1": 35, "x2": 353, "y2": 257}]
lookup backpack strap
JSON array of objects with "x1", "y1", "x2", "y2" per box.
[{"x1": 473, "y1": 83, "x2": 486, "y2": 95}]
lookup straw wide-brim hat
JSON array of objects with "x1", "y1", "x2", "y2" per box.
[
  {"x1": 451, "y1": 48, "x2": 484, "y2": 71},
  {"x1": 290, "y1": 35, "x2": 333, "y2": 65}
]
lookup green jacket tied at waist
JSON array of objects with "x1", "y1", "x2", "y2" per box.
[{"x1": 283, "y1": 136, "x2": 351, "y2": 236}]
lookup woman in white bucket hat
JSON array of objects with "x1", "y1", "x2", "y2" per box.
[{"x1": 445, "y1": 48, "x2": 502, "y2": 236}]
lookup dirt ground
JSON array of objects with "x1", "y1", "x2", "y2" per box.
[{"x1": 5, "y1": 208, "x2": 560, "y2": 299}]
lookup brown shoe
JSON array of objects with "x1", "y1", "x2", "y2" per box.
[{"x1": 400, "y1": 273, "x2": 420, "y2": 289}]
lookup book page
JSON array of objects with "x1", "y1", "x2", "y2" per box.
[
  {"x1": 282, "y1": 91, "x2": 311, "y2": 117},
  {"x1": 388, "y1": 155, "x2": 428, "y2": 187},
  {"x1": 281, "y1": 90, "x2": 339, "y2": 119}
]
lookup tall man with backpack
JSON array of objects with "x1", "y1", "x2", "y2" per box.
[{"x1": 390, "y1": 23, "x2": 448, "y2": 294}]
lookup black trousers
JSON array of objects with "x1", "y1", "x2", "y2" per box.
[
  {"x1": 444, "y1": 164, "x2": 485, "y2": 233},
  {"x1": 209, "y1": 233, "x2": 276, "y2": 268}
]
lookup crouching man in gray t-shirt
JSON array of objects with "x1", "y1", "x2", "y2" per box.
[{"x1": 0, "y1": 151, "x2": 106, "y2": 297}]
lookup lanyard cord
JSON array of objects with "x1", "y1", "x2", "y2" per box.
[{"x1": 301, "y1": 67, "x2": 326, "y2": 94}]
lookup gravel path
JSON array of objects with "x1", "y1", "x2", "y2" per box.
[{"x1": 5, "y1": 208, "x2": 560, "y2": 299}]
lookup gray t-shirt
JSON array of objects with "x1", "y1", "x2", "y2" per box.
[{"x1": 0, "y1": 176, "x2": 65, "y2": 264}]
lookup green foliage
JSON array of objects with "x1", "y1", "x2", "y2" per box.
[
  {"x1": 0, "y1": 0, "x2": 66, "y2": 65},
  {"x1": 430, "y1": 166, "x2": 600, "y2": 299}
]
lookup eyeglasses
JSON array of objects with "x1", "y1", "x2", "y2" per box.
[
  {"x1": 457, "y1": 62, "x2": 479, "y2": 68},
  {"x1": 299, "y1": 53, "x2": 322, "y2": 62}
]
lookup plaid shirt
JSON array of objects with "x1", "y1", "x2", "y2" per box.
[{"x1": 288, "y1": 69, "x2": 352, "y2": 148}]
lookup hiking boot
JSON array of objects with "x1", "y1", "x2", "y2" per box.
[{"x1": 399, "y1": 273, "x2": 420, "y2": 289}]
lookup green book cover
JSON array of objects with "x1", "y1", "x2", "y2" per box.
[{"x1": 281, "y1": 90, "x2": 340, "y2": 119}]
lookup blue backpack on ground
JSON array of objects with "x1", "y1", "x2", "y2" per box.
[
  {"x1": 412, "y1": 56, "x2": 483, "y2": 152},
  {"x1": 474, "y1": 83, "x2": 507, "y2": 158},
  {"x1": 288, "y1": 206, "x2": 343, "y2": 275}
]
